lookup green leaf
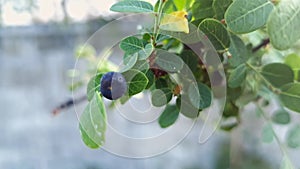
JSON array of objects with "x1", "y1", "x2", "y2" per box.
[
  {"x1": 261, "y1": 63, "x2": 294, "y2": 88},
  {"x1": 287, "y1": 125, "x2": 300, "y2": 148},
  {"x1": 180, "y1": 50, "x2": 199, "y2": 73},
  {"x1": 227, "y1": 87, "x2": 242, "y2": 101},
  {"x1": 155, "y1": 49, "x2": 184, "y2": 72},
  {"x1": 272, "y1": 110, "x2": 290, "y2": 125},
  {"x1": 170, "y1": 0, "x2": 195, "y2": 11},
  {"x1": 120, "y1": 53, "x2": 138, "y2": 72},
  {"x1": 122, "y1": 69, "x2": 149, "y2": 96},
  {"x1": 285, "y1": 54, "x2": 300, "y2": 80},
  {"x1": 212, "y1": 0, "x2": 232, "y2": 20},
  {"x1": 192, "y1": 0, "x2": 215, "y2": 20},
  {"x1": 158, "y1": 105, "x2": 180, "y2": 128},
  {"x1": 156, "y1": 34, "x2": 171, "y2": 43},
  {"x1": 156, "y1": 0, "x2": 176, "y2": 14},
  {"x1": 188, "y1": 82, "x2": 212, "y2": 109},
  {"x1": 228, "y1": 34, "x2": 250, "y2": 67},
  {"x1": 87, "y1": 73, "x2": 103, "y2": 101},
  {"x1": 262, "y1": 124, "x2": 274, "y2": 143},
  {"x1": 144, "y1": 70, "x2": 155, "y2": 89},
  {"x1": 267, "y1": 0, "x2": 300, "y2": 50},
  {"x1": 110, "y1": 1, "x2": 154, "y2": 13},
  {"x1": 223, "y1": 101, "x2": 239, "y2": 117},
  {"x1": 79, "y1": 92, "x2": 106, "y2": 149},
  {"x1": 198, "y1": 18, "x2": 230, "y2": 50},
  {"x1": 120, "y1": 37, "x2": 153, "y2": 60},
  {"x1": 155, "y1": 78, "x2": 169, "y2": 89},
  {"x1": 132, "y1": 60, "x2": 150, "y2": 72},
  {"x1": 151, "y1": 88, "x2": 173, "y2": 107},
  {"x1": 280, "y1": 83, "x2": 300, "y2": 113},
  {"x1": 79, "y1": 124, "x2": 99, "y2": 149},
  {"x1": 120, "y1": 36, "x2": 145, "y2": 54},
  {"x1": 138, "y1": 43, "x2": 154, "y2": 60},
  {"x1": 176, "y1": 95, "x2": 199, "y2": 118},
  {"x1": 173, "y1": 0, "x2": 185, "y2": 10},
  {"x1": 228, "y1": 64, "x2": 248, "y2": 88},
  {"x1": 225, "y1": 0, "x2": 274, "y2": 33}
]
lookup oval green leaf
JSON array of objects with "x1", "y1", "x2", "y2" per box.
[
  {"x1": 213, "y1": 0, "x2": 232, "y2": 20},
  {"x1": 120, "y1": 37, "x2": 153, "y2": 60},
  {"x1": 120, "y1": 53, "x2": 138, "y2": 72},
  {"x1": 155, "y1": 49, "x2": 184, "y2": 73},
  {"x1": 272, "y1": 109, "x2": 290, "y2": 125},
  {"x1": 144, "y1": 70, "x2": 155, "y2": 89},
  {"x1": 188, "y1": 82, "x2": 212, "y2": 109},
  {"x1": 192, "y1": 0, "x2": 215, "y2": 20},
  {"x1": 158, "y1": 105, "x2": 180, "y2": 128},
  {"x1": 176, "y1": 94, "x2": 199, "y2": 118},
  {"x1": 287, "y1": 125, "x2": 300, "y2": 148},
  {"x1": 110, "y1": 1, "x2": 154, "y2": 13},
  {"x1": 225, "y1": 0, "x2": 274, "y2": 33},
  {"x1": 280, "y1": 83, "x2": 300, "y2": 113},
  {"x1": 155, "y1": 78, "x2": 169, "y2": 89},
  {"x1": 261, "y1": 124, "x2": 274, "y2": 143},
  {"x1": 151, "y1": 88, "x2": 173, "y2": 107},
  {"x1": 122, "y1": 69, "x2": 149, "y2": 96},
  {"x1": 120, "y1": 36, "x2": 146, "y2": 55},
  {"x1": 267, "y1": 0, "x2": 300, "y2": 50},
  {"x1": 223, "y1": 101, "x2": 239, "y2": 118},
  {"x1": 87, "y1": 73, "x2": 103, "y2": 101},
  {"x1": 138, "y1": 43, "x2": 154, "y2": 60},
  {"x1": 228, "y1": 34, "x2": 250, "y2": 67},
  {"x1": 285, "y1": 54, "x2": 300, "y2": 80},
  {"x1": 173, "y1": 0, "x2": 195, "y2": 11},
  {"x1": 228, "y1": 64, "x2": 248, "y2": 88},
  {"x1": 198, "y1": 18, "x2": 230, "y2": 50},
  {"x1": 261, "y1": 63, "x2": 294, "y2": 88},
  {"x1": 79, "y1": 92, "x2": 106, "y2": 149},
  {"x1": 133, "y1": 60, "x2": 150, "y2": 71}
]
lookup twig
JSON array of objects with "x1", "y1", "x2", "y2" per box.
[
  {"x1": 256, "y1": 103, "x2": 295, "y2": 169},
  {"x1": 52, "y1": 95, "x2": 87, "y2": 115},
  {"x1": 252, "y1": 38, "x2": 270, "y2": 53}
]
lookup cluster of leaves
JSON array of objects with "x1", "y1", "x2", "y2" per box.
[{"x1": 76, "y1": 0, "x2": 300, "y2": 150}]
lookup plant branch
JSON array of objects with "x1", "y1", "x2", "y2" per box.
[
  {"x1": 52, "y1": 95, "x2": 87, "y2": 115},
  {"x1": 245, "y1": 62, "x2": 280, "y2": 94},
  {"x1": 252, "y1": 38, "x2": 270, "y2": 53},
  {"x1": 153, "y1": 0, "x2": 165, "y2": 45},
  {"x1": 256, "y1": 103, "x2": 295, "y2": 169}
]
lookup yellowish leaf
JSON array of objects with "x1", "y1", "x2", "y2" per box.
[{"x1": 160, "y1": 11, "x2": 189, "y2": 33}]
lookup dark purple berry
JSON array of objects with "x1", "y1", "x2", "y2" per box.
[{"x1": 100, "y1": 72, "x2": 127, "y2": 100}]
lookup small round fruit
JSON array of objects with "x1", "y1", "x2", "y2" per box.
[{"x1": 100, "y1": 72, "x2": 127, "y2": 100}]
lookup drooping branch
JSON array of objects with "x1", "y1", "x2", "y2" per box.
[
  {"x1": 52, "y1": 95, "x2": 87, "y2": 115},
  {"x1": 252, "y1": 38, "x2": 270, "y2": 53}
]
